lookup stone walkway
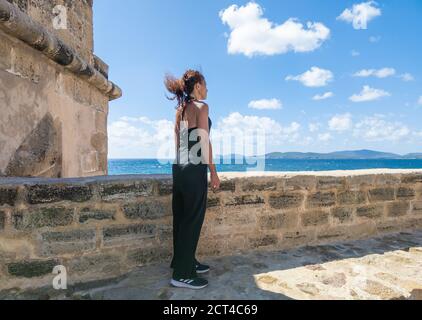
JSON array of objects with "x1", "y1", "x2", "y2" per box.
[{"x1": 69, "y1": 230, "x2": 422, "y2": 300}]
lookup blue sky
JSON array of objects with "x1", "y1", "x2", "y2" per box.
[{"x1": 93, "y1": 0, "x2": 422, "y2": 159}]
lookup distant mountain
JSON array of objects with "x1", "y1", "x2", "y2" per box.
[
  {"x1": 261, "y1": 149, "x2": 422, "y2": 159},
  {"x1": 402, "y1": 153, "x2": 422, "y2": 159}
]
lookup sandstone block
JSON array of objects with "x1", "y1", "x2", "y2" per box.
[
  {"x1": 337, "y1": 190, "x2": 367, "y2": 205},
  {"x1": 40, "y1": 229, "x2": 96, "y2": 256},
  {"x1": 386, "y1": 201, "x2": 410, "y2": 217},
  {"x1": 356, "y1": 204, "x2": 384, "y2": 219},
  {"x1": 269, "y1": 192, "x2": 304, "y2": 210},
  {"x1": 331, "y1": 206, "x2": 354, "y2": 224},
  {"x1": 224, "y1": 195, "x2": 264, "y2": 206},
  {"x1": 7, "y1": 259, "x2": 59, "y2": 278},
  {"x1": 13, "y1": 207, "x2": 74, "y2": 230},
  {"x1": 0, "y1": 187, "x2": 18, "y2": 206},
  {"x1": 27, "y1": 185, "x2": 92, "y2": 204},
  {"x1": 79, "y1": 208, "x2": 115, "y2": 224},
  {"x1": 123, "y1": 200, "x2": 170, "y2": 220},
  {"x1": 301, "y1": 210, "x2": 329, "y2": 227},
  {"x1": 306, "y1": 191, "x2": 336, "y2": 208},
  {"x1": 368, "y1": 187, "x2": 395, "y2": 202}
]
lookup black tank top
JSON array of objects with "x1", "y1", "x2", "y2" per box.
[{"x1": 176, "y1": 116, "x2": 212, "y2": 165}]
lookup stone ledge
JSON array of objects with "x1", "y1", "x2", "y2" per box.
[{"x1": 1, "y1": 169, "x2": 421, "y2": 186}]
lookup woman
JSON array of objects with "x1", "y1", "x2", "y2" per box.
[{"x1": 164, "y1": 69, "x2": 221, "y2": 289}]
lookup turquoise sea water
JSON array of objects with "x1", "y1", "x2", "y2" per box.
[{"x1": 108, "y1": 159, "x2": 422, "y2": 175}]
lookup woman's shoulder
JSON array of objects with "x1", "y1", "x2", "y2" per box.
[{"x1": 193, "y1": 100, "x2": 208, "y2": 109}]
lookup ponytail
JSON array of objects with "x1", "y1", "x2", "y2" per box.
[{"x1": 164, "y1": 70, "x2": 205, "y2": 133}]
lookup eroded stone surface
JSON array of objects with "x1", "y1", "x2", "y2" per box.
[{"x1": 45, "y1": 230, "x2": 422, "y2": 300}]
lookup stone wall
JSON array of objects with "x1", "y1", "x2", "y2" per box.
[
  {"x1": 0, "y1": 0, "x2": 121, "y2": 178},
  {"x1": 1, "y1": 170, "x2": 422, "y2": 292}
]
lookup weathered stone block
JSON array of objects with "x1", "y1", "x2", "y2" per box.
[
  {"x1": 40, "y1": 229, "x2": 96, "y2": 255},
  {"x1": 401, "y1": 173, "x2": 422, "y2": 184},
  {"x1": 386, "y1": 201, "x2": 410, "y2": 217},
  {"x1": 216, "y1": 180, "x2": 236, "y2": 192},
  {"x1": 198, "y1": 237, "x2": 227, "y2": 256},
  {"x1": 7, "y1": 259, "x2": 58, "y2": 278},
  {"x1": 368, "y1": 187, "x2": 395, "y2": 202},
  {"x1": 157, "y1": 224, "x2": 172, "y2": 242},
  {"x1": 0, "y1": 32, "x2": 12, "y2": 70},
  {"x1": 412, "y1": 201, "x2": 422, "y2": 215},
  {"x1": 306, "y1": 191, "x2": 336, "y2": 208},
  {"x1": 156, "y1": 179, "x2": 173, "y2": 196},
  {"x1": 79, "y1": 208, "x2": 115, "y2": 223},
  {"x1": 269, "y1": 192, "x2": 304, "y2": 210},
  {"x1": 331, "y1": 206, "x2": 354, "y2": 224},
  {"x1": 376, "y1": 220, "x2": 402, "y2": 234},
  {"x1": 13, "y1": 207, "x2": 74, "y2": 230},
  {"x1": 103, "y1": 224, "x2": 157, "y2": 246},
  {"x1": 284, "y1": 176, "x2": 317, "y2": 191},
  {"x1": 375, "y1": 174, "x2": 401, "y2": 185},
  {"x1": 207, "y1": 197, "x2": 221, "y2": 208},
  {"x1": 281, "y1": 230, "x2": 316, "y2": 248},
  {"x1": 0, "y1": 210, "x2": 5, "y2": 231},
  {"x1": 99, "y1": 182, "x2": 154, "y2": 200},
  {"x1": 301, "y1": 210, "x2": 329, "y2": 227},
  {"x1": 316, "y1": 176, "x2": 346, "y2": 190},
  {"x1": 127, "y1": 247, "x2": 171, "y2": 266},
  {"x1": 0, "y1": 187, "x2": 18, "y2": 206},
  {"x1": 242, "y1": 181, "x2": 277, "y2": 192},
  {"x1": 337, "y1": 190, "x2": 367, "y2": 205},
  {"x1": 346, "y1": 175, "x2": 375, "y2": 189},
  {"x1": 123, "y1": 200, "x2": 170, "y2": 220},
  {"x1": 225, "y1": 195, "x2": 264, "y2": 206},
  {"x1": 248, "y1": 234, "x2": 278, "y2": 248},
  {"x1": 356, "y1": 204, "x2": 384, "y2": 219},
  {"x1": 317, "y1": 227, "x2": 347, "y2": 241},
  {"x1": 396, "y1": 186, "x2": 416, "y2": 200},
  {"x1": 67, "y1": 253, "x2": 123, "y2": 275},
  {"x1": 345, "y1": 221, "x2": 376, "y2": 239},
  {"x1": 258, "y1": 212, "x2": 298, "y2": 230},
  {"x1": 27, "y1": 185, "x2": 92, "y2": 204}
]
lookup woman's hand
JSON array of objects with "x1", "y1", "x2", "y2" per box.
[{"x1": 210, "y1": 172, "x2": 220, "y2": 192}]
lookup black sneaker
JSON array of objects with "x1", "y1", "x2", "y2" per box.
[
  {"x1": 195, "y1": 262, "x2": 210, "y2": 274},
  {"x1": 170, "y1": 277, "x2": 209, "y2": 289}
]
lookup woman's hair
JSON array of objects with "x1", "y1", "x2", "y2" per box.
[{"x1": 164, "y1": 69, "x2": 205, "y2": 131}]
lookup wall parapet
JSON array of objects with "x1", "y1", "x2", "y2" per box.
[
  {"x1": 0, "y1": 0, "x2": 122, "y2": 100},
  {"x1": 1, "y1": 169, "x2": 422, "y2": 292}
]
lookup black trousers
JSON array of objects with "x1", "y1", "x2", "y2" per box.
[{"x1": 170, "y1": 163, "x2": 208, "y2": 279}]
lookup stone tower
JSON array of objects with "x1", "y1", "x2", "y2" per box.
[{"x1": 0, "y1": 0, "x2": 122, "y2": 178}]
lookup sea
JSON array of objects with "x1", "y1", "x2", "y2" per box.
[{"x1": 108, "y1": 159, "x2": 422, "y2": 175}]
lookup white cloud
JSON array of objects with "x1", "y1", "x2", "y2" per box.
[
  {"x1": 351, "y1": 50, "x2": 360, "y2": 57},
  {"x1": 286, "y1": 67, "x2": 333, "y2": 87},
  {"x1": 248, "y1": 98, "x2": 282, "y2": 110},
  {"x1": 219, "y1": 2, "x2": 330, "y2": 57},
  {"x1": 399, "y1": 73, "x2": 414, "y2": 82},
  {"x1": 309, "y1": 123, "x2": 321, "y2": 133},
  {"x1": 214, "y1": 112, "x2": 300, "y2": 141},
  {"x1": 318, "y1": 133, "x2": 332, "y2": 142},
  {"x1": 313, "y1": 92, "x2": 334, "y2": 101},
  {"x1": 353, "y1": 68, "x2": 396, "y2": 78},
  {"x1": 418, "y1": 96, "x2": 422, "y2": 106},
  {"x1": 329, "y1": 113, "x2": 353, "y2": 132},
  {"x1": 353, "y1": 115, "x2": 410, "y2": 142},
  {"x1": 108, "y1": 116, "x2": 174, "y2": 159},
  {"x1": 337, "y1": 1, "x2": 381, "y2": 30},
  {"x1": 350, "y1": 85, "x2": 391, "y2": 102}
]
